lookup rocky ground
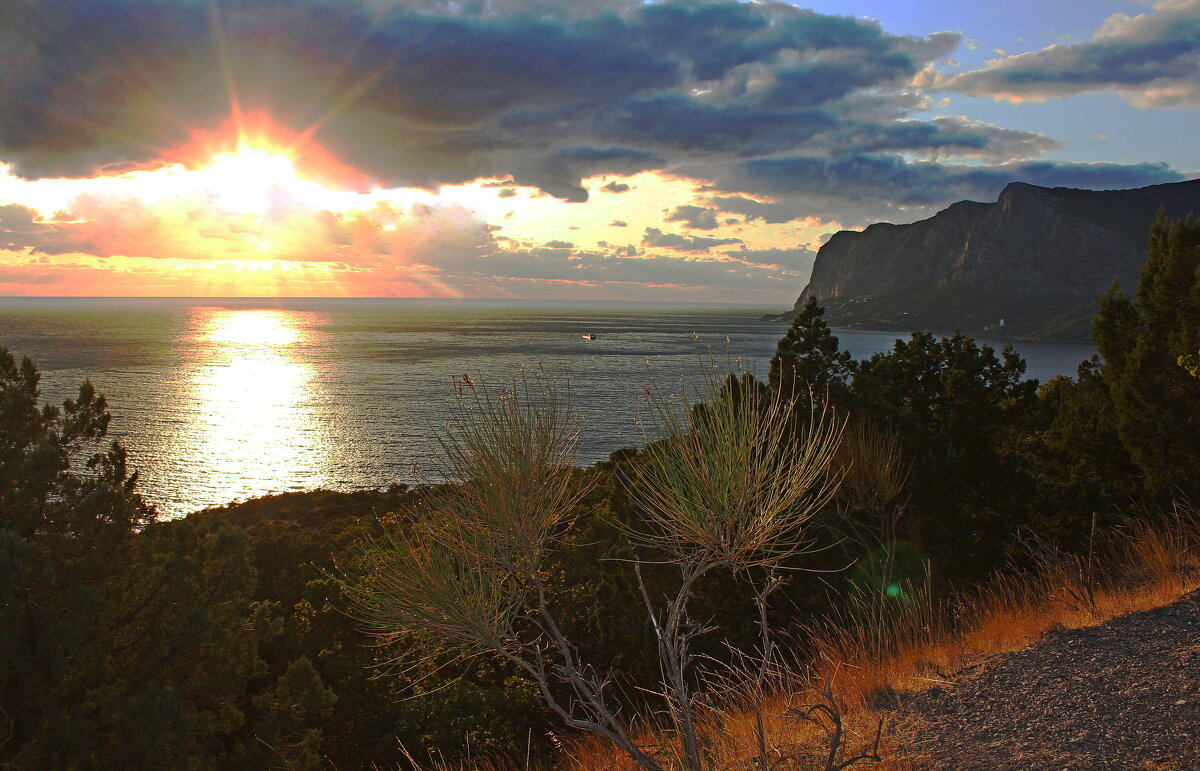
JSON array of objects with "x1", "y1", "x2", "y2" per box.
[{"x1": 892, "y1": 588, "x2": 1200, "y2": 770}]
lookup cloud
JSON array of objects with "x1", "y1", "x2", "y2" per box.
[
  {"x1": 508, "y1": 146, "x2": 662, "y2": 202},
  {"x1": 0, "y1": 191, "x2": 495, "y2": 268},
  {"x1": 666, "y1": 205, "x2": 719, "y2": 229},
  {"x1": 705, "y1": 196, "x2": 805, "y2": 225},
  {"x1": 580, "y1": 96, "x2": 838, "y2": 155},
  {"x1": 0, "y1": 0, "x2": 1191, "y2": 301},
  {"x1": 740, "y1": 154, "x2": 1183, "y2": 208},
  {"x1": 441, "y1": 242, "x2": 809, "y2": 299},
  {"x1": 0, "y1": 204, "x2": 53, "y2": 247},
  {"x1": 826, "y1": 116, "x2": 1060, "y2": 161},
  {"x1": 0, "y1": 0, "x2": 1119, "y2": 208},
  {"x1": 935, "y1": 0, "x2": 1200, "y2": 106},
  {"x1": 0, "y1": 266, "x2": 60, "y2": 285},
  {"x1": 0, "y1": 203, "x2": 99, "y2": 256},
  {"x1": 0, "y1": 168, "x2": 823, "y2": 298},
  {"x1": 641, "y1": 227, "x2": 742, "y2": 252},
  {"x1": 718, "y1": 246, "x2": 818, "y2": 275}
]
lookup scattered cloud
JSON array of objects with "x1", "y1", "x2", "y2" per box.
[
  {"x1": 641, "y1": 227, "x2": 742, "y2": 252},
  {"x1": 719, "y1": 245, "x2": 818, "y2": 276},
  {"x1": 706, "y1": 196, "x2": 810, "y2": 225},
  {"x1": 665, "y1": 205, "x2": 720, "y2": 229}
]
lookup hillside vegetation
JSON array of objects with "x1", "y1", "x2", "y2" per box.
[{"x1": 0, "y1": 214, "x2": 1197, "y2": 770}]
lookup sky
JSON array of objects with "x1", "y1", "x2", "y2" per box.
[{"x1": 0, "y1": 0, "x2": 1197, "y2": 302}]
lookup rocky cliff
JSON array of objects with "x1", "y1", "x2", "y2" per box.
[{"x1": 794, "y1": 178, "x2": 1200, "y2": 340}]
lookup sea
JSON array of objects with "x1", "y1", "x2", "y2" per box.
[{"x1": 0, "y1": 298, "x2": 1098, "y2": 517}]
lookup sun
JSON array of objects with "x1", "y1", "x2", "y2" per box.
[
  {"x1": 169, "y1": 111, "x2": 375, "y2": 215},
  {"x1": 195, "y1": 145, "x2": 307, "y2": 215}
]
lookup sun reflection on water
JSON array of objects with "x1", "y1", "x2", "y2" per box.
[
  {"x1": 177, "y1": 308, "x2": 330, "y2": 507},
  {"x1": 205, "y1": 310, "x2": 302, "y2": 346}
]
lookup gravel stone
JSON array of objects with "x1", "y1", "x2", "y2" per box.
[{"x1": 894, "y1": 589, "x2": 1200, "y2": 770}]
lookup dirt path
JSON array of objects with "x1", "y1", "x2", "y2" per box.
[{"x1": 892, "y1": 588, "x2": 1200, "y2": 770}]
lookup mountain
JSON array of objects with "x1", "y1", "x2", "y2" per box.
[{"x1": 792, "y1": 178, "x2": 1200, "y2": 340}]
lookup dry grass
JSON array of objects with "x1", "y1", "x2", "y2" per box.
[
  {"x1": 813, "y1": 504, "x2": 1199, "y2": 717},
  {"x1": 417, "y1": 504, "x2": 1200, "y2": 770}
]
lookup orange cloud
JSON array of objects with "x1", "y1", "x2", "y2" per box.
[{"x1": 0, "y1": 159, "x2": 831, "y2": 302}]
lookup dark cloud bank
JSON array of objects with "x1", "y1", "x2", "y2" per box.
[{"x1": 0, "y1": 0, "x2": 1186, "y2": 227}]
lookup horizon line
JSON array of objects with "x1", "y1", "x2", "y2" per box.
[{"x1": 0, "y1": 295, "x2": 788, "y2": 307}]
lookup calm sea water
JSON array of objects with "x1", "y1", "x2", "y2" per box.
[{"x1": 0, "y1": 298, "x2": 1097, "y2": 516}]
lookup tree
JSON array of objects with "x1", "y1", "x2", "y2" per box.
[
  {"x1": 848, "y1": 331, "x2": 1040, "y2": 580},
  {"x1": 251, "y1": 656, "x2": 337, "y2": 770},
  {"x1": 769, "y1": 298, "x2": 855, "y2": 408},
  {"x1": 345, "y1": 373, "x2": 662, "y2": 767},
  {"x1": 0, "y1": 348, "x2": 262, "y2": 768},
  {"x1": 1023, "y1": 359, "x2": 1141, "y2": 536},
  {"x1": 1093, "y1": 212, "x2": 1200, "y2": 501},
  {"x1": 629, "y1": 365, "x2": 843, "y2": 769},
  {"x1": 344, "y1": 368, "x2": 843, "y2": 770},
  {"x1": 0, "y1": 346, "x2": 151, "y2": 762}
]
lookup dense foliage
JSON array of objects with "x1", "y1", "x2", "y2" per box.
[
  {"x1": 1093, "y1": 212, "x2": 1200, "y2": 502},
  {"x1": 0, "y1": 351, "x2": 262, "y2": 768},
  {"x1": 0, "y1": 215, "x2": 1196, "y2": 768}
]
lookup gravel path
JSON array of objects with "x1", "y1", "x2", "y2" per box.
[{"x1": 894, "y1": 588, "x2": 1200, "y2": 770}]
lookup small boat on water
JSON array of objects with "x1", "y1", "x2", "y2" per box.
[{"x1": 581, "y1": 333, "x2": 598, "y2": 340}]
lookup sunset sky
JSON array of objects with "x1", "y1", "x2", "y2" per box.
[{"x1": 1, "y1": 0, "x2": 1197, "y2": 302}]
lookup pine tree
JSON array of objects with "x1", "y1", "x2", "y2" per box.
[
  {"x1": 768, "y1": 297, "x2": 855, "y2": 408},
  {"x1": 1092, "y1": 211, "x2": 1200, "y2": 501}
]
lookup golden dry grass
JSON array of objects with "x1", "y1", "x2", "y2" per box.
[
  {"x1": 814, "y1": 506, "x2": 1199, "y2": 717},
  {"x1": 421, "y1": 504, "x2": 1200, "y2": 771}
]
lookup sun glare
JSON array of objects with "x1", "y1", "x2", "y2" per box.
[
  {"x1": 143, "y1": 111, "x2": 382, "y2": 215},
  {"x1": 0, "y1": 111, "x2": 382, "y2": 221},
  {"x1": 197, "y1": 146, "x2": 303, "y2": 215},
  {"x1": 188, "y1": 140, "x2": 374, "y2": 216}
]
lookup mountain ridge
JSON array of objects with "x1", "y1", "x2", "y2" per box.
[{"x1": 792, "y1": 178, "x2": 1200, "y2": 340}]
